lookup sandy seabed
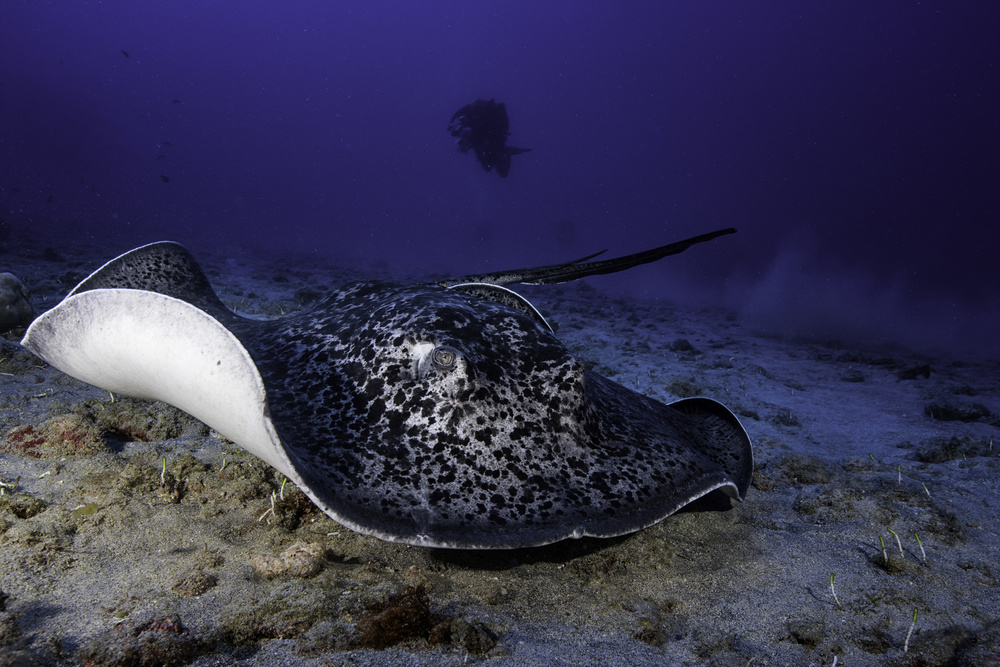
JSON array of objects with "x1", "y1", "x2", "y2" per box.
[{"x1": 1, "y1": 236, "x2": 998, "y2": 666}]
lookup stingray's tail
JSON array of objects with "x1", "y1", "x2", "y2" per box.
[{"x1": 442, "y1": 228, "x2": 737, "y2": 286}]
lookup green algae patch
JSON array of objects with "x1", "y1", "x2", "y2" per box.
[{"x1": 70, "y1": 502, "x2": 100, "y2": 520}]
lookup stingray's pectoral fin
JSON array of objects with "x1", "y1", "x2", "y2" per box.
[
  {"x1": 447, "y1": 282, "x2": 554, "y2": 332},
  {"x1": 669, "y1": 396, "x2": 754, "y2": 499},
  {"x1": 20, "y1": 289, "x2": 302, "y2": 485},
  {"x1": 67, "y1": 241, "x2": 232, "y2": 320}
]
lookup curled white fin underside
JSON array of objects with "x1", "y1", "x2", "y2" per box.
[{"x1": 21, "y1": 288, "x2": 302, "y2": 486}]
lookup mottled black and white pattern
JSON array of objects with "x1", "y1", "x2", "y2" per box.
[{"x1": 23, "y1": 237, "x2": 752, "y2": 549}]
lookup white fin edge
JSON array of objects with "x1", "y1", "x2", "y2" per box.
[{"x1": 21, "y1": 289, "x2": 303, "y2": 488}]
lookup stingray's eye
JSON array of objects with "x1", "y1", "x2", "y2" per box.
[{"x1": 431, "y1": 346, "x2": 458, "y2": 370}]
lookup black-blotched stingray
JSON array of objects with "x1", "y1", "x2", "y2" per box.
[{"x1": 21, "y1": 229, "x2": 752, "y2": 549}]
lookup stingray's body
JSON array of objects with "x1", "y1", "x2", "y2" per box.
[{"x1": 22, "y1": 229, "x2": 752, "y2": 549}]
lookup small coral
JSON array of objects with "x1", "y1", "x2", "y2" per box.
[
  {"x1": 2, "y1": 414, "x2": 105, "y2": 459},
  {"x1": 354, "y1": 584, "x2": 449, "y2": 650},
  {"x1": 78, "y1": 614, "x2": 203, "y2": 667},
  {"x1": 912, "y1": 435, "x2": 995, "y2": 463},
  {"x1": 172, "y1": 573, "x2": 218, "y2": 597},
  {"x1": 251, "y1": 541, "x2": 325, "y2": 579},
  {"x1": 0, "y1": 272, "x2": 34, "y2": 332},
  {"x1": 0, "y1": 426, "x2": 45, "y2": 458},
  {"x1": 0, "y1": 493, "x2": 47, "y2": 519},
  {"x1": 348, "y1": 584, "x2": 498, "y2": 653},
  {"x1": 270, "y1": 489, "x2": 322, "y2": 531},
  {"x1": 90, "y1": 398, "x2": 209, "y2": 443},
  {"x1": 449, "y1": 617, "x2": 499, "y2": 655},
  {"x1": 924, "y1": 400, "x2": 991, "y2": 422}
]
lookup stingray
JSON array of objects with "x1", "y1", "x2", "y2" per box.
[{"x1": 21, "y1": 228, "x2": 752, "y2": 549}]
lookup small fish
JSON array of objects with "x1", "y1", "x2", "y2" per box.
[
  {"x1": 156, "y1": 155, "x2": 166, "y2": 160},
  {"x1": 121, "y1": 50, "x2": 130, "y2": 58},
  {"x1": 172, "y1": 99, "x2": 181, "y2": 104},
  {"x1": 160, "y1": 175, "x2": 170, "y2": 183},
  {"x1": 46, "y1": 195, "x2": 54, "y2": 203}
]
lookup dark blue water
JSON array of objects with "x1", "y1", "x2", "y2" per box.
[{"x1": 2, "y1": 2, "x2": 997, "y2": 356}]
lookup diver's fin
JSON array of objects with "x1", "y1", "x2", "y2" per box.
[
  {"x1": 496, "y1": 155, "x2": 512, "y2": 178},
  {"x1": 440, "y1": 228, "x2": 737, "y2": 286},
  {"x1": 496, "y1": 147, "x2": 532, "y2": 177}
]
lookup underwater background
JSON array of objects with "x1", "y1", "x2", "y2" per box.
[
  {"x1": 2, "y1": 1, "x2": 998, "y2": 357},
  {"x1": 3, "y1": 4, "x2": 1000, "y2": 665}
]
